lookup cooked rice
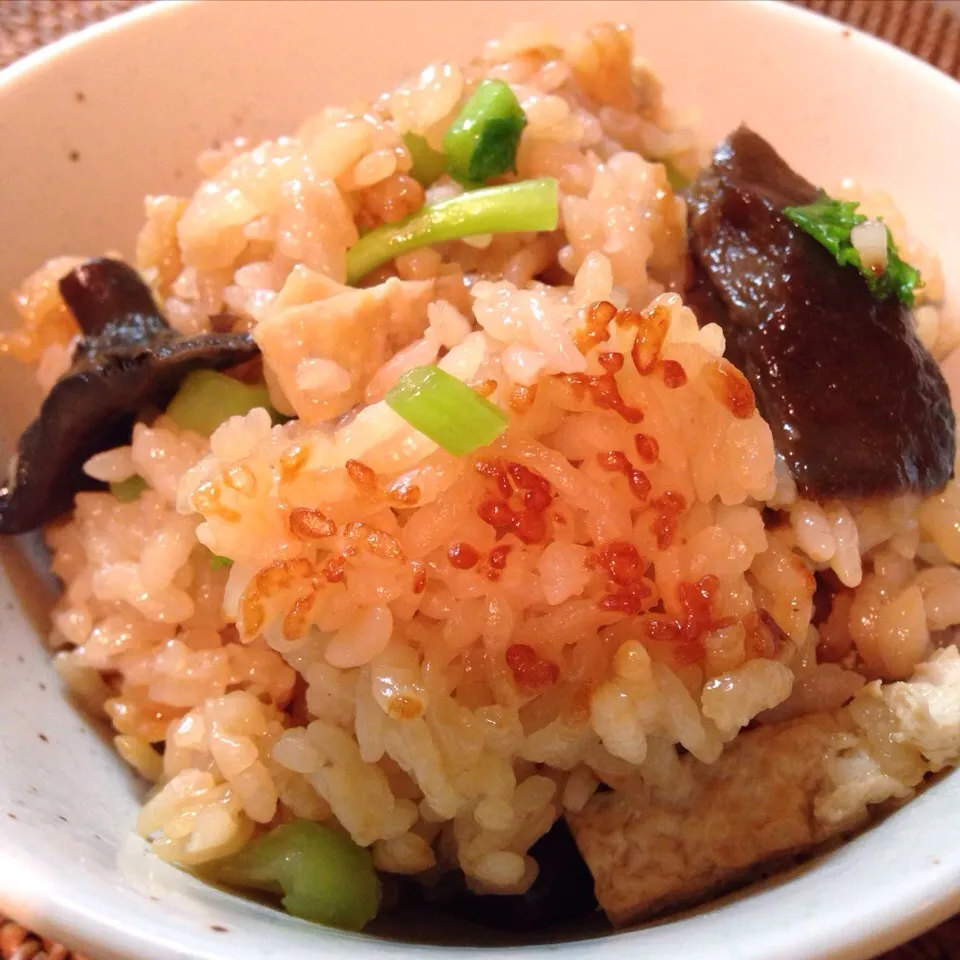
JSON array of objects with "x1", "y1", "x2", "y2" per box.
[{"x1": 7, "y1": 20, "x2": 960, "y2": 900}]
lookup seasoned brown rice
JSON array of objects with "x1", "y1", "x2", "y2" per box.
[{"x1": 6, "y1": 19, "x2": 960, "y2": 916}]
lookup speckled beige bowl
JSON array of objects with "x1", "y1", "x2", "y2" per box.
[{"x1": 1, "y1": 3, "x2": 959, "y2": 958}]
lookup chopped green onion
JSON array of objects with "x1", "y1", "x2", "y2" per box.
[
  {"x1": 207, "y1": 820, "x2": 378, "y2": 931},
  {"x1": 784, "y1": 190, "x2": 922, "y2": 307},
  {"x1": 166, "y1": 370, "x2": 278, "y2": 437},
  {"x1": 402, "y1": 132, "x2": 446, "y2": 187},
  {"x1": 345, "y1": 177, "x2": 558, "y2": 284},
  {"x1": 110, "y1": 475, "x2": 147, "y2": 503},
  {"x1": 443, "y1": 79, "x2": 527, "y2": 187},
  {"x1": 385, "y1": 365, "x2": 508, "y2": 456},
  {"x1": 209, "y1": 554, "x2": 233, "y2": 570}
]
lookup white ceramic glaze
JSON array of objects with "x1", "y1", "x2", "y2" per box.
[{"x1": 1, "y1": 3, "x2": 959, "y2": 958}]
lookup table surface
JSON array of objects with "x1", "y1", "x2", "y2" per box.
[{"x1": 0, "y1": 1, "x2": 959, "y2": 958}]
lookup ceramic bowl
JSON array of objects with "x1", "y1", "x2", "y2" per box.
[{"x1": 1, "y1": 2, "x2": 959, "y2": 958}]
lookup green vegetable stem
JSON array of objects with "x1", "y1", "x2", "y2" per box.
[
  {"x1": 345, "y1": 177, "x2": 558, "y2": 284},
  {"x1": 166, "y1": 370, "x2": 280, "y2": 437},
  {"x1": 110, "y1": 475, "x2": 147, "y2": 503},
  {"x1": 402, "y1": 133, "x2": 447, "y2": 187},
  {"x1": 208, "y1": 820, "x2": 379, "y2": 931},
  {"x1": 443, "y1": 79, "x2": 528, "y2": 187},
  {"x1": 385, "y1": 364, "x2": 508, "y2": 456},
  {"x1": 663, "y1": 160, "x2": 691, "y2": 192},
  {"x1": 783, "y1": 190, "x2": 921, "y2": 306}
]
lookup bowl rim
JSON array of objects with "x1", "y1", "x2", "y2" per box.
[{"x1": 2, "y1": 2, "x2": 960, "y2": 959}]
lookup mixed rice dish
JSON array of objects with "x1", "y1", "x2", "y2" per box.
[{"x1": 3, "y1": 21, "x2": 960, "y2": 935}]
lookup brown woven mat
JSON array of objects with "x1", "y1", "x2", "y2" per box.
[
  {"x1": 796, "y1": 0, "x2": 960, "y2": 77},
  {"x1": 0, "y1": 0, "x2": 144, "y2": 69},
  {"x1": 1, "y1": 1, "x2": 959, "y2": 958}
]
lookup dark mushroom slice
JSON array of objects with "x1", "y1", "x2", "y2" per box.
[
  {"x1": 59, "y1": 256, "x2": 168, "y2": 344},
  {"x1": 0, "y1": 259, "x2": 258, "y2": 535},
  {"x1": 687, "y1": 126, "x2": 955, "y2": 501},
  {"x1": 416, "y1": 819, "x2": 598, "y2": 933}
]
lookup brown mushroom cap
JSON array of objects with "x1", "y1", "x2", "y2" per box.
[{"x1": 0, "y1": 259, "x2": 259, "y2": 535}]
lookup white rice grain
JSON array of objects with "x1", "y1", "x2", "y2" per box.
[{"x1": 83, "y1": 447, "x2": 137, "y2": 483}]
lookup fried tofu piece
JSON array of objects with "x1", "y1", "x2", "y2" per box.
[
  {"x1": 567, "y1": 715, "x2": 848, "y2": 925},
  {"x1": 567, "y1": 646, "x2": 960, "y2": 926},
  {"x1": 255, "y1": 266, "x2": 434, "y2": 423}
]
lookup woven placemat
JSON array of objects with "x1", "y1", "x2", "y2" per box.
[
  {"x1": 796, "y1": 0, "x2": 960, "y2": 77},
  {"x1": 1, "y1": 1, "x2": 959, "y2": 958}
]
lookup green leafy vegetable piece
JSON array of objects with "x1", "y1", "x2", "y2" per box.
[
  {"x1": 209, "y1": 554, "x2": 233, "y2": 570},
  {"x1": 444, "y1": 79, "x2": 527, "y2": 187},
  {"x1": 208, "y1": 820, "x2": 379, "y2": 931},
  {"x1": 883, "y1": 245, "x2": 922, "y2": 306},
  {"x1": 402, "y1": 132, "x2": 446, "y2": 187},
  {"x1": 784, "y1": 192, "x2": 865, "y2": 266},
  {"x1": 166, "y1": 370, "x2": 278, "y2": 437},
  {"x1": 385, "y1": 364, "x2": 508, "y2": 456},
  {"x1": 783, "y1": 190, "x2": 922, "y2": 306},
  {"x1": 110, "y1": 475, "x2": 147, "y2": 503},
  {"x1": 345, "y1": 177, "x2": 558, "y2": 284}
]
